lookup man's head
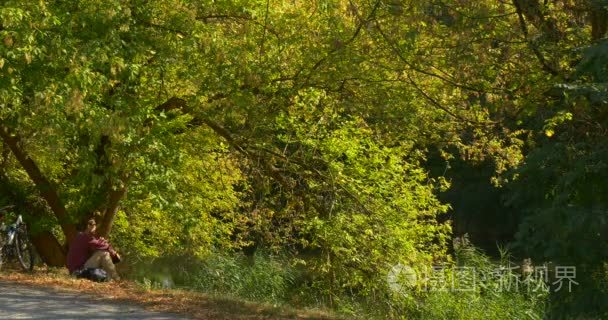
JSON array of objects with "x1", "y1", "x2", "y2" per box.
[{"x1": 85, "y1": 218, "x2": 97, "y2": 234}]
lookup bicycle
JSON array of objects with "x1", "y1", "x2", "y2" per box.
[{"x1": 0, "y1": 205, "x2": 35, "y2": 272}]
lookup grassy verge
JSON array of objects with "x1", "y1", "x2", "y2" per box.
[
  {"x1": 116, "y1": 246, "x2": 548, "y2": 320},
  {"x1": 0, "y1": 268, "x2": 342, "y2": 320}
]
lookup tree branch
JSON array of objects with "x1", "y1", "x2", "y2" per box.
[
  {"x1": 297, "y1": 0, "x2": 382, "y2": 84},
  {"x1": 0, "y1": 123, "x2": 77, "y2": 242},
  {"x1": 372, "y1": 20, "x2": 504, "y2": 93},
  {"x1": 153, "y1": 97, "x2": 375, "y2": 215},
  {"x1": 512, "y1": 0, "x2": 559, "y2": 75}
]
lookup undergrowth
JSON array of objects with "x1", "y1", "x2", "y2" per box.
[{"x1": 128, "y1": 240, "x2": 548, "y2": 320}]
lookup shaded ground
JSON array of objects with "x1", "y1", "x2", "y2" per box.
[{"x1": 0, "y1": 280, "x2": 187, "y2": 319}]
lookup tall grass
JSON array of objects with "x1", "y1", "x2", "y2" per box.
[
  {"x1": 395, "y1": 237, "x2": 548, "y2": 320},
  {"x1": 129, "y1": 241, "x2": 548, "y2": 319},
  {"x1": 187, "y1": 251, "x2": 295, "y2": 303}
]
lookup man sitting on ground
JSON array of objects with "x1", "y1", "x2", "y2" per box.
[{"x1": 66, "y1": 215, "x2": 120, "y2": 281}]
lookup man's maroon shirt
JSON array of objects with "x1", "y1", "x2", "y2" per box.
[{"x1": 66, "y1": 232, "x2": 110, "y2": 273}]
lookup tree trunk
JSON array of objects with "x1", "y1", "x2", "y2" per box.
[
  {"x1": 30, "y1": 231, "x2": 66, "y2": 267},
  {"x1": 591, "y1": 6, "x2": 607, "y2": 41},
  {"x1": 0, "y1": 124, "x2": 77, "y2": 242},
  {"x1": 97, "y1": 184, "x2": 127, "y2": 238},
  {"x1": 0, "y1": 171, "x2": 68, "y2": 267}
]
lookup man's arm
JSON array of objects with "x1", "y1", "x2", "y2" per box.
[{"x1": 88, "y1": 236, "x2": 110, "y2": 251}]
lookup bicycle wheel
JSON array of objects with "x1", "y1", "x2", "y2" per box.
[{"x1": 15, "y1": 228, "x2": 34, "y2": 272}]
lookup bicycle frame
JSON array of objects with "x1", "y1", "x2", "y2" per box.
[{"x1": 4, "y1": 215, "x2": 24, "y2": 246}]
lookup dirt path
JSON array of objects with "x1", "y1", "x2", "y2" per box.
[{"x1": 0, "y1": 280, "x2": 189, "y2": 319}]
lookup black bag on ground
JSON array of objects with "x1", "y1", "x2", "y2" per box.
[{"x1": 75, "y1": 268, "x2": 109, "y2": 282}]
